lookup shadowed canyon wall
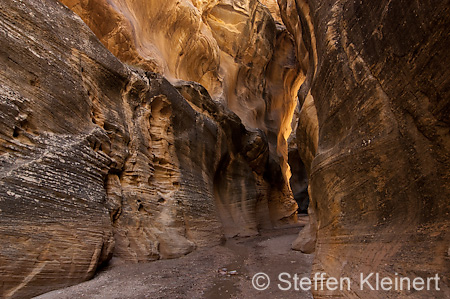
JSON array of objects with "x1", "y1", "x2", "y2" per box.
[
  {"x1": 280, "y1": 0, "x2": 450, "y2": 297},
  {"x1": 0, "y1": 0, "x2": 298, "y2": 297}
]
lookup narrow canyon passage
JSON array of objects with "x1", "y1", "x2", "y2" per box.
[{"x1": 1, "y1": 0, "x2": 449, "y2": 298}]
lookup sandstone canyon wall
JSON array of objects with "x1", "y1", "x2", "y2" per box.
[
  {"x1": 59, "y1": 0, "x2": 302, "y2": 185},
  {"x1": 59, "y1": 0, "x2": 306, "y2": 245},
  {"x1": 280, "y1": 0, "x2": 450, "y2": 297},
  {"x1": 1, "y1": 0, "x2": 449, "y2": 298},
  {"x1": 0, "y1": 0, "x2": 298, "y2": 297}
]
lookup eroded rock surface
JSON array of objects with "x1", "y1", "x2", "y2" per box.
[
  {"x1": 0, "y1": 0, "x2": 297, "y2": 297},
  {"x1": 2, "y1": 0, "x2": 449, "y2": 298},
  {"x1": 59, "y1": 0, "x2": 304, "y2": 246},
  {"x1": 282, "y1": 0, "x2": 450, "y2": 297},
  {"x1": 58, "y1": 0, "x2": 302, "y2": 194}
]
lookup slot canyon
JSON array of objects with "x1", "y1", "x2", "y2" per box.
[{"x1": 0, "y1": 0, "x2": 449, "y2": 298}]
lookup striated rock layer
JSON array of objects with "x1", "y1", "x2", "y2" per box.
[
  {"x1": 57, "y1": 0, "x2": 304, "y2": 255},
  {"x1": 282, "y1": 0, "x2": 450, "y2": 297},
  {"x1": 59, "y1": 0, "x2": 302, "y2": 190},
  {"x1": 0, "y1": 0, "x2": 297, "y2": 297},
  {"x1": 2, "y1": 0, "x2": 449, "y2": 298}
]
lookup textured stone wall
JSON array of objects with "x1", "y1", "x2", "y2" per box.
[
  {"x1": 58, "y1": 0, "x2": 302, "y2": 191},
  {"x1": 2, "y1": 0, "x2": 448, "y2": 298},
  {"x1": 281, "y1": 0, "x2": 450, "y2": 297},
  {"x1": 0, "y1": 0, "x2": 297, "y2": 297}
]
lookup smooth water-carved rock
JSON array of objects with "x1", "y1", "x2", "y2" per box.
[
  {"x1": 58, "y1": 0, "x2": 302, "y2": 201},
  {"x1": 59, "y1": 0, "x2": 302, "y2": 252},
  {"x1": 278, "y1": 0, "x2": 319, "y2": 253},
  {"x1": 4, "y1": 0, "x2": 447, "y2": 298},
  {"x1": 0, "y1": 0, "x2": 297, "y2": 297},
  {"x1": 283, "y1": 0, "x2": 450, "y2": 297}
]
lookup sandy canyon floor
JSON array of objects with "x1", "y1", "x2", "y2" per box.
[{"x1": 36, "y1": 216, "x2": 313, "y2": 299}]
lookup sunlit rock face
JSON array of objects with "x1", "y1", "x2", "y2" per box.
[
  {"x1": 59, "y1": 0, "x2": 302, "y2": 191},
  {"x1": 278, "y1": 0, "x2": 319, "y2": 254},
  {"x1": 282, "y1": 0, "x2": 450, "y2": 297},
  {"x1": 0, "y1": 0, "x2": 298, "y2": 297}
]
